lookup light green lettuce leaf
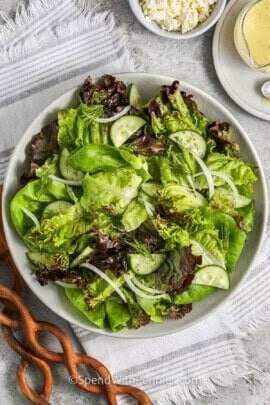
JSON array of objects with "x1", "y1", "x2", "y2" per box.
[
  {"x1": 158, "y1": 183, "x2": 207, "y2": 213},
  {"x1": 105, "y1": 295, "x2": 131, "y2": 332},
  {"x1": 24, "y1": 203, "x2": 92, "y2": 252},
  {"x1": 119, "y1": 149, "x2": 146, "y2": 170},
  {"x1": 237, "y1": 202, "x2": 255, "y2": 232},
  {"x1": 121, "y1": 199, "x2": 148, "y2": 232},
  {"x1": 155, "y1": 219, "x2": 191, "y2": 249},
  {"x1": 58, "y1": 104, "x2": 104, "y2": 150},
  {"x1": 136, "y1": 296, "x2": 169, "y2": 323},
  {"x1": 81, "y1": 168, "x2": 142, "y2": 214},
  {"x1": 210, "y1": 187, "x2": 255, "y2": 232},
  {"x1": 152, "y1": 112, "x2": 198, "y2": 137},
  {"x1": 181, "y1": 92, "x2": 209, "y2": 135},
  {"x1": 10, "y1": 176, "x2": 77, "y2": 237},
  {"x1": 65, "y1": 288, "x2": 107, "y2": 329},
  {"x1": 200, "y1": 207, "x2": 246, "y2": 272},
  {"x1": 173, "y1": 284, "x2": 215, "y2": 305},
  {"x1": 27, "y1": 251, "x2": 69, "y2": 271},
  {"x1": 67, "y1": 144, "x2": 126, "y2": 173},
  {"x1": 87, "y1": 271, "x2": 126, "y2": 308},
  {"x1": 123, "y1": 288, "x2": 150, "y2": 329},
  {"x1": 58, "y1": 108, "x2": 78, "y2": 150},
  {"x1": 196, "y1": 153, "x2": 257, "y2": 198}
]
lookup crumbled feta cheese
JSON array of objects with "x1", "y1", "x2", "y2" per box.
[{"x1": 140, "y1": 0, "x2": 217, "y2": 33}]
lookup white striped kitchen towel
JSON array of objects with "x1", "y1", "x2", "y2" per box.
[{"x1": 0, "y1": 1, "x2": 269, "y2": 404}]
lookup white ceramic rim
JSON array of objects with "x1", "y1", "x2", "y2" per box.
[
  {"x1": 212, "y1": 0, "x2": 270, "y2": 121},
  {"x1": 2, "y1": 72, "x2": 268, "y2": 339},
  {"x1": 129, "y1": 0, "x2": 226, "y2": 40}
]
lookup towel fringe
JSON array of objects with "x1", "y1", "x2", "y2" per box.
[
  {"x1": 157, "y1": 363, "x2": 258, "y2": 405},
  {"x1": 0, "y1": 0, "x2": 141, "y2": 73},
  {"x1": 235, "y1": 305, "x2": 270, "y2": 336}
]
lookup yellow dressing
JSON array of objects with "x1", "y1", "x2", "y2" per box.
[
  {"x1": 261, "y1": 96, "x2": 270, "y2": 106},
  {"x1": 243, "y1": 0, "x2": 270, "y2": 67}
]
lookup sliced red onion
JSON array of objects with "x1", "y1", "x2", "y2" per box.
[
  {"x1": 124, "y1": 274, "x2": 167, "y2": 300},
  {"x1": 80, "y1": 263, "x2": 127, "y2": 303},
  {"x1": 95, "y1": 105, "x2": 131, "y2": 123},
  {"x1": 21, "y1": 207, "x2": 40, "y2": 227},
  {"x1": 131, "y1": 276, "x2": 165, "y2": 294},
  {"x1": 190, "y1": 151, "x2": 215, "y2": 199},
  {"x1": 49, "y1": 175, "x2": 82, "y2": 186},
  {"x1": 55, "y1": 281, "x2": 79, "y2": 289}
]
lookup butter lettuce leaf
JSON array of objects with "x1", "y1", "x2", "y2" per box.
[
  {"x1": 58, "y1": 104, "x2": 104, "y2": 151},
  {"x1": 65, "y1": 288, "x2": 107, "y2": 329},
  {"x1": 173, "y1": 284, "x2": 215, "y2": 305},
  {"x1": 67, "y1": 144, "x2": 126, "y2": 173},
  {"x1": 10, "y1": 176, "x2": 77, "y2": 237},
  {"x1": 136, "y1": 296, "x2": 169, "y2": 323},
  {"x1": 87, "y1": 271, "x2": 125, "y2": 308},
  {"x1": 121, "y1": 199, "x2": 148, "y2": 232},
  {"x1": 24, "y1": 203, "x2": 92, "y2": 252},
  {"x1": 196, "y1": 153, "x2": 257, "y2": 197},
  {"x1": 200, "y1": 207, "x2": 246, "y2": 272},
  {"x1": 105, "y1": 295, "x2": 131, "y2": 332},
  {"x1": 158, "y1": 183, "x2": 207, "y2": 213},
  {"x1": 81, "y1": 168, "x2": 142, "y2": 214},
  {"x1": 123, "y1": 289, "x2": 150, "y2": 328}
]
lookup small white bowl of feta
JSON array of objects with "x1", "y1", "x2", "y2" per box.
[{"x1": 129, "y1": 0, "x2": 226, "y2": 39}]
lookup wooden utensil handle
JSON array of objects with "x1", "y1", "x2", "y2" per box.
[{"x1": 0, "y1": 185, "x2": 152, "y2": 405}]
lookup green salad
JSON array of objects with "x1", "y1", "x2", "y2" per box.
[{"x1": 10, "y1": 75, "x2": 257, "y2": 332}]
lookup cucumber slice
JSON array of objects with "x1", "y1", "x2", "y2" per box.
[
  {"x1": 169, "y1": 131, "x2": 207, "y2": 158},
  {"x1": 70, "y1": 246, "x2": 95, "y2": 268},
  {"x1": 110, "y1": 116, "x2": 146, "y2": 147},
  {"x1": 192, "y1": 265, "x2": 229, "y2": 289},
  {"x1": 59, "y1": 148, "x2": 84, "y2": 181},
  {"x1": 42, "y1": 200, "x2": 72, "y2": 220},
  {"x1": 128, "y1": 253, "x2": 166, "y2": 275},
  {"x1": 141, "y1": 182, "x2": 161, "y2": 198},
  {"x1": 128, "y1": 84, "x2": 142, "y2": 108}
]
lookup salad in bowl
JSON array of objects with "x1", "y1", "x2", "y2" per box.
[{"x1": 9, "y1": 74, "x2": 258, "y2": 333}]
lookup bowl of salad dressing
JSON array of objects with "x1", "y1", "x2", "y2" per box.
[{"x1": 234, "y1": 0, "x2": 270, "y2": 73}]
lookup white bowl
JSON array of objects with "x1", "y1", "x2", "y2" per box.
[
  {"x1": 129, "y1": 0, "x2": 226, "y2": 40},
  {"x1": 3, "y1": 73, "x2": 268, "y2": 339}
]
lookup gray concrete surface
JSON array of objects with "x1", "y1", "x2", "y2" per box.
[{"x1": 0, "y1": 0, "x2": 269, "y2": 404}]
